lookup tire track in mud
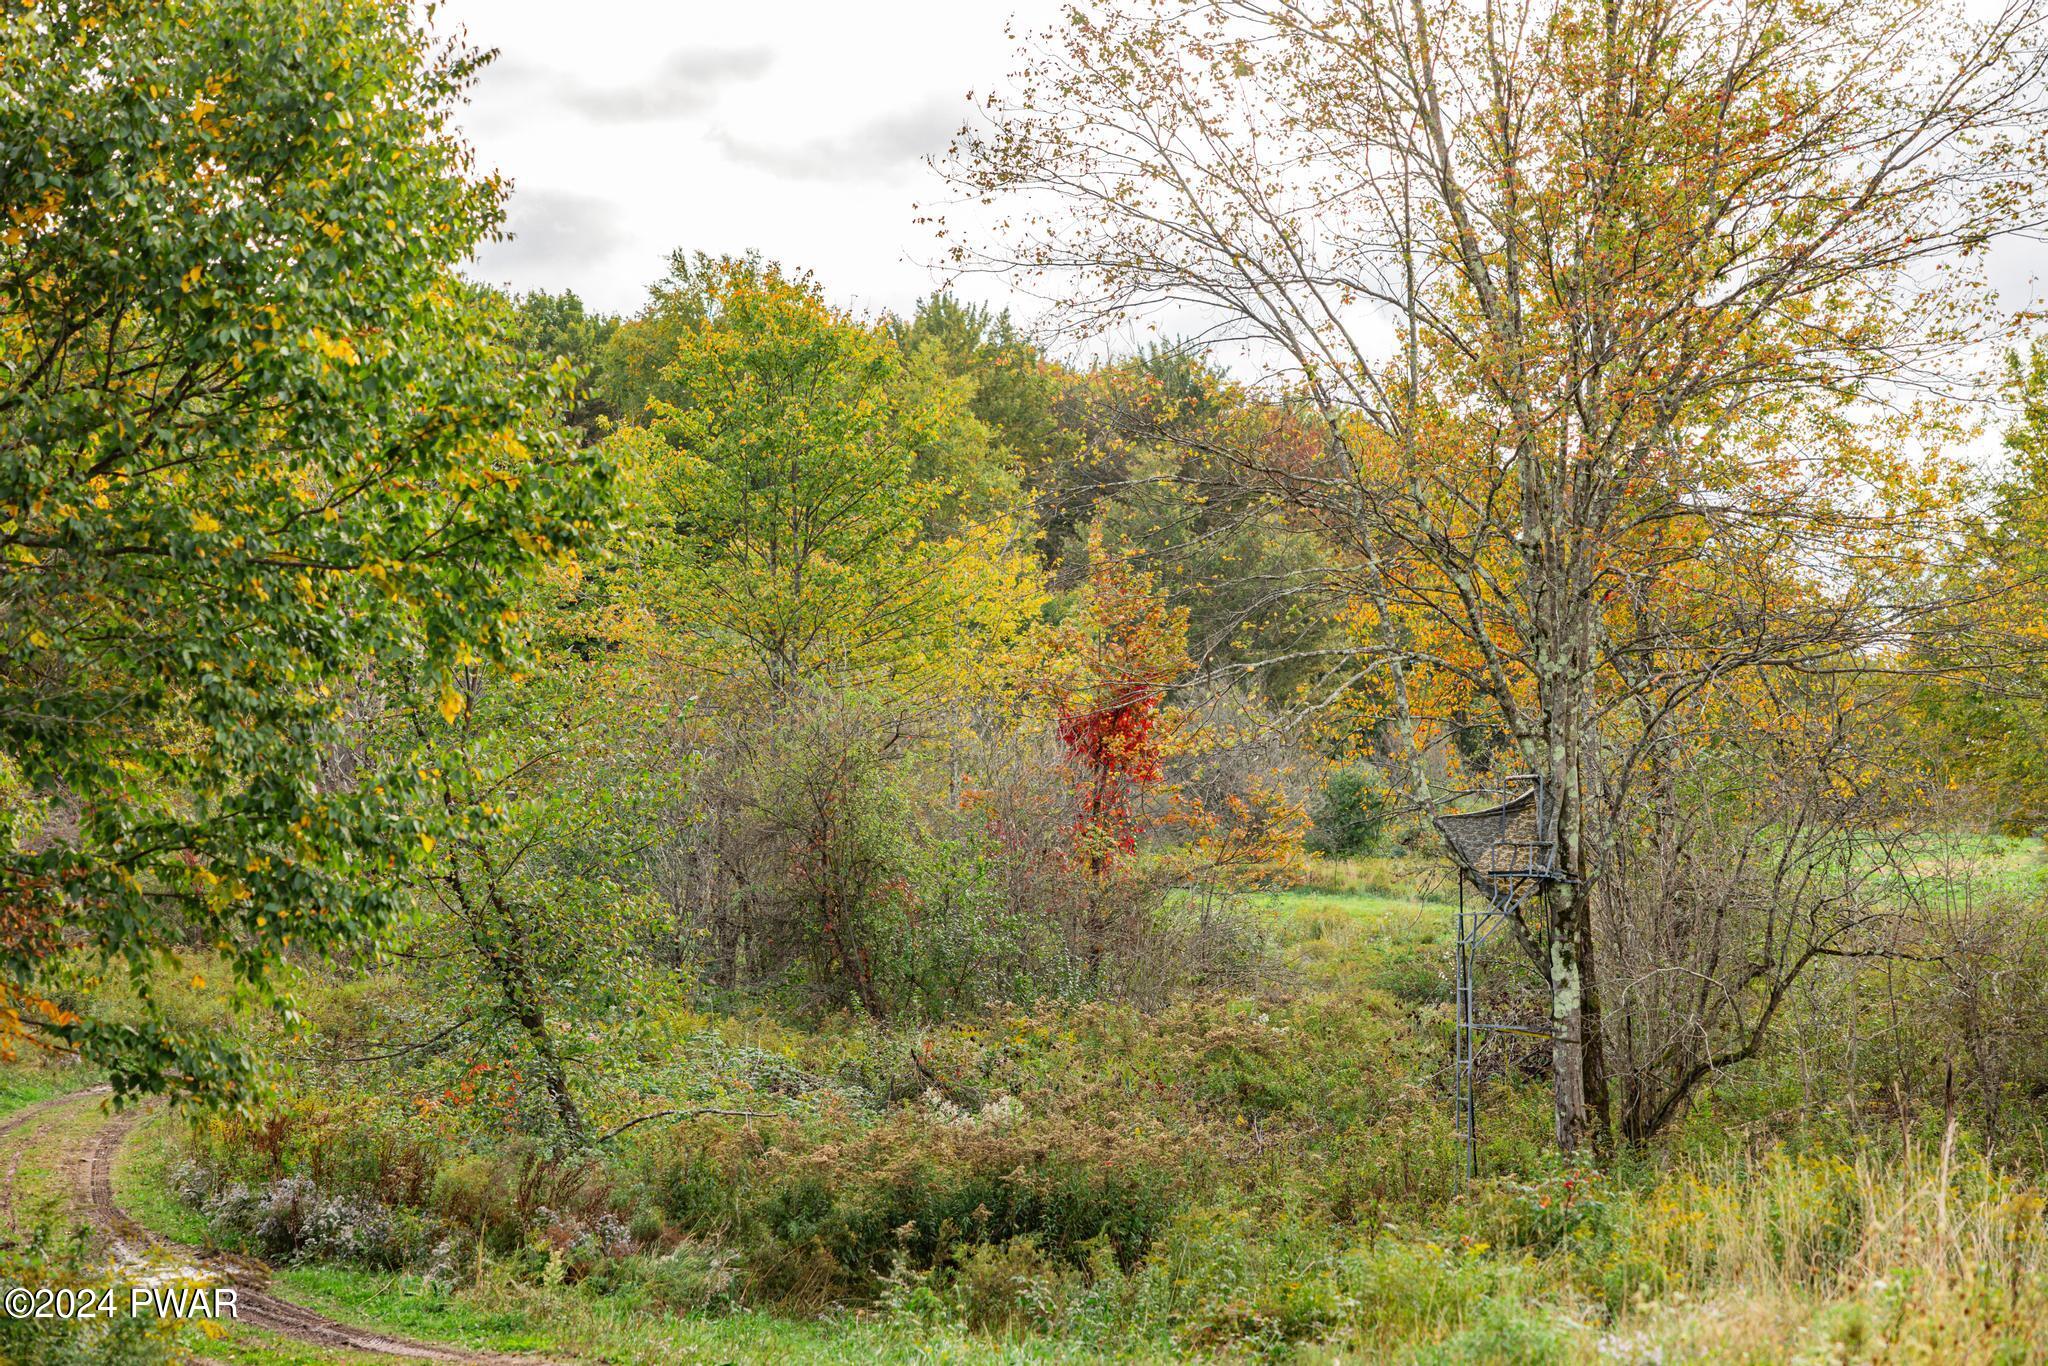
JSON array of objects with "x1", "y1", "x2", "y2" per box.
[{"x1": 9, "y1": 1090, "x2": 559, "y2": 1364}]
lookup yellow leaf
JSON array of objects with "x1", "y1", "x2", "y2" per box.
[
  {"x1": 190, "y1": 512, "x2": 222, "y2": 534},
  {"x1": 437, "y1": 688, "x2": 465, "y2": 724}
]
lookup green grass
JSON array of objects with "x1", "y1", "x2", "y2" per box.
[
  {"x1": 0, "y1": 1091, "x2": 110, "y2": 1237},
  {"x1": 182, "y1": 1325, "x2": 390, "y2": 1365},
  {"x1": 112, "y1": 1113, "x2": 213, "y2": 1245},
  {"x1": 272, "y1": 1275, "x2": 1166, "y2": 1364},
  {"x1": 246, "y1": 1262, "x2": 1173, "y2": 1363},
  {"x1": 1298, "y1": 853, "x2": 1460, "y2": 903},
  {"x1": 272, "y1": 1265, "x2": 558, "y2": 1352},
  {"x1": 0, "y1": 1060, "x2": 92, "y2": 1119},
  {"x1": 1240, "y1": 879, "x2": 1452, "y2": 1001}
]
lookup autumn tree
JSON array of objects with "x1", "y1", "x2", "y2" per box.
[
  {"x1": 1046, "y1": 541, "x2": 1187, "y2": 867},
  {"x1": 948, "y1": 0, "x2": 2048, "y2": 1152},
  {"x1": 888, "y1": 294, "x2": 1068, "y2": 496},
  {"x1": 626, "y1": 257, "x2": 1041, "y2": 698},
  {"x1": 510, "y1": 289, "x2": 621, "y2": 444},
  {"x1": 1071, "y1": 355, "x2": 1352, "y2": 702},
  {"x1": 1912, "y1": 342, "x2": 2048, "y2": 836},
  {"x1": 0, "y1": 0, "x2": 609, "y2": 1101},
  {"x1": 1028, "y1": 536, "x2": 1190, "y2": 978},
  {"x1": 884, "y1": 294, "x2": 1056, "y2": 536},
  {"x1": 590, "y1": 248, "x2": 722, "y2": 426}
]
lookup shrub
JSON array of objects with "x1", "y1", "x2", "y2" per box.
[
  {"x1": 0, "y1": 1234, "x2": 171, "y2": 1365},
  {"x1": 621, "y1": 1097, "x2": 1195, "y2": 1309},
  {"x1": 944, "y1": 1236, "x2": 1081, "y2": 1335},
  {"x1": 177, "y1": 1166, "x2": 431, "y2": 1269},
  {"x1": 1414, "y1": 1295, "x2": 1575, "y2": 1364},
  {"x1": 1307, "y1": 768, "x2": 1393, "y2": 857},
  {"x1": 430, "y1": 1154, "x2": 522, "y2": 1248},
  {"x1": 609, "y1": 1242, "x2": 741, "y2": 1313}
]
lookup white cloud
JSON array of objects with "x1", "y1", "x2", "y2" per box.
[
  {"x1": 441, "y1": 0, "x2": 1056, "y2": 318},
  {"x1": 471, "y1": 188, "x2": 631, "y2": 285},
  {"x1": 476, "y1": 48, "x2": 774, "y2": 126},
  {"x1": 709, "y1": 97, "x2": 960, "y2": 182}
]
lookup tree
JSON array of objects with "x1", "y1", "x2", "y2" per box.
[
  {"x1": 888, "y1": 293, "x2": 1068, "y2": 529},
  {"x1": 1912, "y1": 342, "x2": 2048, "y2": 836},
  {"x1": 1030, "y1": 535, "x2": 1189, "y2": 979},
  {"x1": 510, "y1": 289, "x2": 621, "y2": 445},
  {"x1": 1602, "y1": 669, "x2": 1933, "y2": 1141},
  {"x1": 392, "y1": 567, "x2": 668, "y2": 1147},
  {"x1": 948, "y1": 0, "x2": 2048, "y2": 1153},
  {"x1": 628, "y1": 258, "x2": 1041, "y2": 698},
  {"x1": 1043, "y1": 537, "x2": 1188, "y2": 870},
  {"x1": 1078, "y1": 355, "x2": 1349, "y2": 702},
  {"x1": 591, "y1": 249, "x2": 720, "y2": 425},
  {"x1": 0, "y1": 0, "x2": 609, "y2": 1101}
]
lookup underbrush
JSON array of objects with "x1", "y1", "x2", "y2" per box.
[
  {"x1": 0, "y1": 1231, "x2": 177, "y2": 1365},
  {"x1": 134, "y1": 871, "x2": 2048, "y2": 1361},
  {"x1": 168, "y1": 1140, "x2": 2037, "y2": 1362},
  {"x1": 171, "y1": 988, "x2": 1453, "y2": 1317}
]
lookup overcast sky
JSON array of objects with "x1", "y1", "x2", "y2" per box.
[
  {"x1": 444, "y1": 1, "x2": 1057, "y2": 321},
  {"x1": 442, "y1": 0, "x2": 2045, "y2": 407}
]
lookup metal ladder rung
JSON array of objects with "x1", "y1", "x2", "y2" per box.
[{"x1": 1452, "y1": 774, "x2": 1561, "y2": 1181}]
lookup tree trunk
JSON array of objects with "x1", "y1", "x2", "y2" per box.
[
  {"x1": 481, "y1": 887, "x2": 588, "y2": 1146},
  {"x1": 1574, "y1": 766, "x2": 1613, "y2": 1154},
  {"x1": 822, "y1": 886, "x2": 886, "y2": 1019},
  {"x1": 1547, "y1": 883, "x2": 1593, "y2": 1155},
  {"x1": 1580, "y1": 908, "x2": 1614, "y2": 1156},
  {"x1": 448, "y1": 856, "x2": 590, "y2": 1148},
  {"x1": 514, "y1": 1000, "x2": 587, "y2": 1146}
]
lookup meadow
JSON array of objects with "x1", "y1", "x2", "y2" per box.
[{"x1": 5, "y1": 847, "x2": 2046, "y2": 1364}]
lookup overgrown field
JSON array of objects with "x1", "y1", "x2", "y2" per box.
[
  {"x1": 15, "y1": 1, "x2": 2048, "y2": 1362},
  {"x1": 6, "y1": 850, "x2": 2046, "y2": 1363}
]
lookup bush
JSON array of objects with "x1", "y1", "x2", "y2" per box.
[
  {"x1": 177, "y1": 1165, "x2": 431, "y2": 1270},
  {"x1": 0, "y1": 1235, "x2": 172, "y2": 1365},
  {"x1": 944, "y1": 1236, "x2": 1082, "y2": 1335},
  {"x1": 613, "y1": 1081, "x2": 1200, "y2": 1309},
  {"x1": 1414, "y1": 1295, "x2": 1574, "y2": 1364},
  {"x1": 430, "y1": 1154, "x2": 522, "y2": 1247},
  {"x1": 603, "y1": 1242, "x2": 741, "y2": 1313},
  {"x1": 757, "y1": 1121, "x2": 1181, "y2": 1301},
  {"x1": 1307, "y1": 767, "x2": 1392, "y2": 857}
]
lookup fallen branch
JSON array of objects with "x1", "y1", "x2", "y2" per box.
[
  {"x1": 594, "y1": 1106, "x2": 779, "y2": 1145},
  {"x1": 290, "y1": 1016, "x2": 478, "y2": 1066},
  {"x1": 910, "y1": 1045, "x2": 984, "y2": 1112}
]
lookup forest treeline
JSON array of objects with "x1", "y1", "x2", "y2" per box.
[
  {"x1": 6, "y1": 0, "x2": 2048, "y2": 1153},
  {"x1": 393, "y1": 255, "x2": 1375, "y2": 1143}
]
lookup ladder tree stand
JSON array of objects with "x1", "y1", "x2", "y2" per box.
[{"x1": 1434, "y1": 773, "x2": 1570, "y2": 1179}]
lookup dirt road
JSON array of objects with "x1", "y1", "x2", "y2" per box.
[{"x1": 1, "y1": 1089, "x2": 553, "y2": 1363}]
